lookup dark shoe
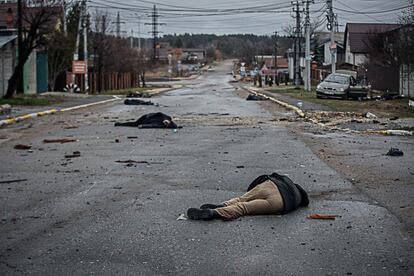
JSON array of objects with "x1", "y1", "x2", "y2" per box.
[
  {"x1": 187, "y1": 208, "x2": 219, "y2": 220},
  {"x1": 200, "y1": 203, "x2": 225, "y2": 209}
]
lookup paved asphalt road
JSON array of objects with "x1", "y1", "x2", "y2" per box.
[{"x1": 0, "y1": 61, "x2": 412, "y2": 275}]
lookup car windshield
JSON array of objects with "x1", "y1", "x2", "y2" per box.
[{"x1": 324, "y1": 74, "x2": 349, "y2": 84}]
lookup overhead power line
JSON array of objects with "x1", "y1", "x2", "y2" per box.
[{"x1": 335, "y1": 3, "x2": 412, "y2": 14}]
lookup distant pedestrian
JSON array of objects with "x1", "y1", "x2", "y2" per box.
[{"x1": 187, "y1": 173, "x2": 309, "y2": 220}]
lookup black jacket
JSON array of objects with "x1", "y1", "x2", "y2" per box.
[
  {"x1": 114, "y1": 112, "x2": 178, "y2": 129},
  {"x1": 247, "y1": 172, "x2": 309, "y2": 214}
]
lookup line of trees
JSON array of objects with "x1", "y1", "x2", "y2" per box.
[
  {"x1": 5, "y1": 1, "x2": 149, "y2": 98},
  {"x1": 160, "y1": 33, "x2": 293, "y2": 63}
]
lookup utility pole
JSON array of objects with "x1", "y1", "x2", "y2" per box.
[
  {"x1": 116, "y1": 12, "x2": 121, "y2": 37},
  {"x1": 327, "y1": 0, "x2": 336, "y2": 73},
  {"x1": 137, "y1": 14, "x2": 142, "y2": 50},
  {"x1": 82, "y1": 1, "x2": 89, "y2": 92},
  {"x1": 72, "y1": 0, "x2": 83, "y2": 87},
  {"x1": 17, "y1": 0, "x2": 23, "y2": 94},
  {"x1": 145, "y1": 5, "x2": 165, "y2": 60},
  {"x1": 293, "y1": 1, "x2": 302, "y2": 88},
  {"x1": 97, "y1": 15, "x2": 106, "y2": 93},
  {"x1": 131, "y1": 30, "x2": 134, "y2": 48},
  {"x1": 274, "y1": 31, "x2": 279, "y2": 85},
  {"x1": 62, "y1": 0, "x2": 67, "y2": 37},
  {"x1": 304, "y1": 0, "x2": 313, "y2": 91}
]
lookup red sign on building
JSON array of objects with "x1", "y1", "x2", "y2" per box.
[{"x1": 72, "y1": 61, "x2": 87, "y2": 74}]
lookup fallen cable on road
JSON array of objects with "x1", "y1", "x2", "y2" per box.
[
  {"x1": 0, "y1": 179, "x2": 28, "y2": 184},
  {"x1": 43, "y1": 138, "x2": 78, "y2": 144},
  {"x1": 115, "y1": 160, "x2": 148, "y2": 164}
]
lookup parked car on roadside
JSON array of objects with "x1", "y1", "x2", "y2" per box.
[{"x1": 316, "y1": 71, "x2": 371, "y2": 99}]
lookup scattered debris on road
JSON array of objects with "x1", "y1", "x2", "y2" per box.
[
  {"x1": 386, "y1": 148, "x2": 404, "y2": 157},
  {"x1": 0, "y1": 104, "x2": 11, "y2": 115},
  {"x1": 367, "y1": 129, "x2": 414, "y2": 136},
  {"x1": 307, "y1": 214, "x2": 338, "y2": 220},
  {"x1": 63, "y1": 124, "x2": 79, "y2": 129},
  {"x1": 64, "y1": 151, "x2": 81, "y2": 158},
  {"x1": 364, "y1": 112, "x2": 377, "y2": 119},
  {"x1": 124, "y1": 99, "x2": 154, "y2": 105},
  {"x1": 176, "y1": 214, "x2": 187, "y2": 221},
  {"x1": 115, "y1": 160, "x2": 149, "y2": 164},
  {"x1": 43, "y1": 138, "x2": 78, "y2": 144},
  {"x1": 0, "y1": 179, "x2": 28, "y2": 184},
  {"x1": 14, "y1": 144, "x2": 32, "y2": 150}
]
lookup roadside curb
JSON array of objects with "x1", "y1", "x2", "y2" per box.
[
  {"x1": 365, "y1": 129, "x2": 414, "y2": 136},
  {"x1": 246, "y1": 87, "x2": 305, "y2": 118},
  {"x1": 0, "y1": 96, "x2": 121, "y2": 128},
  {"x1": 0, "y1": 83, "x2": 185, "y2": 128},
  {"x1": 243, "y1": 86, "x2": 413, "y2": 136}
]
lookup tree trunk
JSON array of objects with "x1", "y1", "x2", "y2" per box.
[
  {"x1": 5, "y1": 64, "x2": 23, "y2": 99},
  {"x1": 141, "y1": 72, "x2": 146, "y2": 87}
]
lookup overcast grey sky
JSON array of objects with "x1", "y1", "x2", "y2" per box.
[{"x1": 87, "y1": 0, "x2": 413, "y2": 37}]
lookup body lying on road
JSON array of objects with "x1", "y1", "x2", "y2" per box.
[
  {"x1": 114, "y1": 112, "x2": 180, "y2": 129},
  {"x1": 187, "y1": 172, "x2": 309, "y2": 220},
  {"x1": 124, "y1": 99, "x2": 154, "y2": 105}
]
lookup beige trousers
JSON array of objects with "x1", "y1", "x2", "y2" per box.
[{"x1": 215, "y1": 180, "x2": 284, "y2": 220}]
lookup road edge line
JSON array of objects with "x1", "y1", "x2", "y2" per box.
[
  {"x1": 60, "y1": 96, "x2": 121, "y2": 112},
  {"x1": 0, "y1": 96, "x2": 121, "y2": 127}
]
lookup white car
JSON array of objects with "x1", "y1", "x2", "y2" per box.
[{"x1": 316, "y1": 72, "x2": 370, "y2": 100}]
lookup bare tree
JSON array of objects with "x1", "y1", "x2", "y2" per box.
[
  {"x1": 5, "y1": 1, "x2": 61, "y2": 98},
  {"x1": 399, "y1": 1, "x2": 414, "y2": 25}
]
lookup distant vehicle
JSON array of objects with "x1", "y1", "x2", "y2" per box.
[
  {"x1": 185, "y1": 54, "x2": 198, "y2": 63},
  {"x1": 316, "y1": 72, "x2": 371, "y2": 99}
]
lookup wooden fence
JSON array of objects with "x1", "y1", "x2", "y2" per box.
[
  {"x1": 66, "y1": 72, "x2": 141, "y2": 93},
  {"x1": 311, "y1": 68, "x2": 330, "y2": 82}
]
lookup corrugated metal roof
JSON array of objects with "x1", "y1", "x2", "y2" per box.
[
  {"x1": 347, "y1": 23, "x2": 400, "y2": 34},
  {"x1": 0, "y1": 34, "x2": 17, "y2": 48}
]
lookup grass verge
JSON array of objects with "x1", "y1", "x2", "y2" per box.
[
  {"x1": 0, "y1": 96, "x2": 62, "y2": 106},
  {"x1": 266, "y1": 87, "x2": 414, "y2": 118}
]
